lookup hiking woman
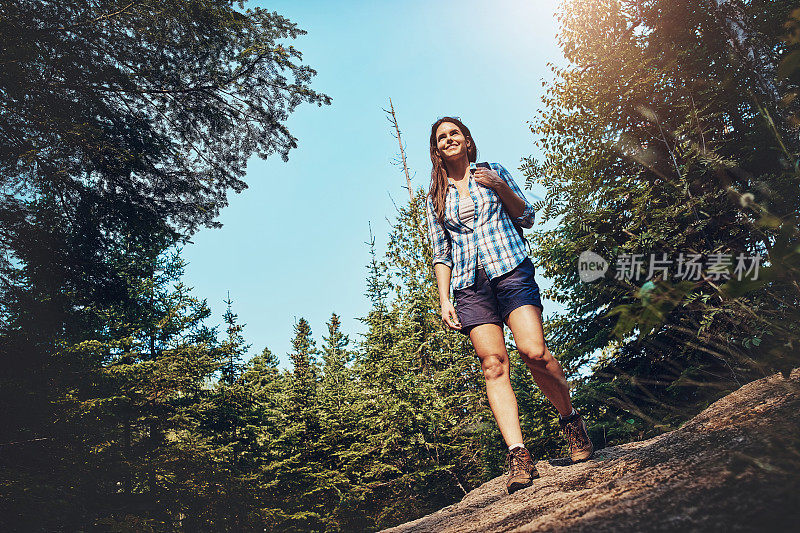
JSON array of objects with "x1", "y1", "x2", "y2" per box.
[{"x1": 424, "y1": 117, "x2": 594, "y2": 494}]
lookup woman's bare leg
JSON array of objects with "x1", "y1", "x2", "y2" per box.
[
  {"x1": 505, "y1": 305, "x2": 573, "y2": 417},
  {"x1": 468, "y1": 322, "x2": 524, "y2": 446}
]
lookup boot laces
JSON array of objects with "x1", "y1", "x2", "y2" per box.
[
  {"x1": 563, "y1": 417, "x2": 589, "y2": 449},
  {"x1": 506, "y1": 447, "x2": 531, "y2": 475}
]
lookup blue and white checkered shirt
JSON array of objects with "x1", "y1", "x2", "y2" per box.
[{"x1": 425, "y1": 162, "x2": 535, "y2": 292}]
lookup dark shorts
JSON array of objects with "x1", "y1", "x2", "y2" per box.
[{"x1": 453, "y1": 257, "x2": 543, "y2": 337}]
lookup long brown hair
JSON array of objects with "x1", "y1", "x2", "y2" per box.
[{"x1": 428, "y1": 117, "x2": 478, "y2": 225}]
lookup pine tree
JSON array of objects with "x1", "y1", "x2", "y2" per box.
[
  {"x1": 0, "y1": 1, "x2": 329, "y2": 529},
  {"x1": 243, "y1": 346, "x2": 282, "y2": 390},
  {"x1": 288, "y1": 317, "x2": 320, "y2": 437},
  {"x1": 240, "y1": 346, "x2": 287, "y2": 464},
  {"x1": 345, "y1": 190, "x2": 494, "y2": 529},
  {"x1": 319, "y1": 312, "x2": 354, "y2": 411},
  {"x1": 219, "y1": 291, "x2": 251, "y2": 386},
  {"x1": 316, "y1": 313, "x2": 374, "y2": 532},
  {"x1": 265, "y1": 317, "x2": 332, "y2": 532},
  {"x1": 0, "y1": 243, "x2": 233, "y2": 530},
  {"x1": 526, "y1": 0, "x2": 800, "y2": 442},
  {"x1": 357, "y1": 224, "x2": 396, "y2": 372},
  {"x1": 239, "y1": 347, "x2": 293, "y2": 528}
]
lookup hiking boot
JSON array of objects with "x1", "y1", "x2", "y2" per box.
[
  {"x1": 559, "y1": 410, "x2": 594, "y2": 463},
  {"x1": 505, "y1": 446, "x2": 539, "y2": 494}
]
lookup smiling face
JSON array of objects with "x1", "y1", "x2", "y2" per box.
[{"x1": 435, "y1": 122, "x2": 470, "y2": 162}]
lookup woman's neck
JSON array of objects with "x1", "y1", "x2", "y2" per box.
[{"x1": 444, "y1": 156, "x2": 470, "y2": 183}]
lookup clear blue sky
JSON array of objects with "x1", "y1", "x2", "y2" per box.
[{"x1": 181, "y1": 0, "x2": 566, "y2": 370}]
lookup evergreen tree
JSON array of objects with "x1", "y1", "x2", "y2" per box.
[
  {"x1": 0, "y1": 2, "x2": 329, "y2": 529},
  {"x1": 526, "y1": 0, "x2": 800, "y2": 441},
  {"x1": 266, "y1": 317, "x2": 332, "y2": 532},
  {"x1": 347, "y1": 193, "x2": 495, "y2": 529},
  {"x1": 316, "y1": 313, "x2": 372, "y2": 532},
  {"x1": 242, "y1": 346, "x2": 282, "y2": 396},
  {"x1": 218, "y1": 291, "x2": 251, "y2": 386},
  {"x1": 239, "y1": 347, "x2": 293, "y2": 528},
  {"x1": 288, "y1": 317, "x2": 320, "y2": 437},
  {"x1": 357, "y1": 224, "x2": 396, "y2": 372},
  {"x1": 240, "y1": 346, "x2": 287, "y2": 463},
  {"x1": 0, "y1": 243, "x2": 244, "y2": 530},
  {"x1": 320, "y1": 312, "x2": 353, "y2": 406}
]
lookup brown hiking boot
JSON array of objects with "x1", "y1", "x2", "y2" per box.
[
  {"x1": 505, "y1": 446, "x2": 539, "y2": 494},
  {"x1": 559, "y1": 410, "x2": 594, "y2": 463}
]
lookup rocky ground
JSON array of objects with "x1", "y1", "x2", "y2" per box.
[{"x1": 381, "y1": 369, "x2": 800, "y2": 532}]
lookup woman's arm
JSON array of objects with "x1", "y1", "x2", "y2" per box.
[
  {"x1": 474, "y1": 163, "x2": 536, "y2": 228},
  {"x1": 433, "y1": 262, "x2": 453, "y2": 305},
  {"x1": 433, "y1": 262, "x2": 461, "y2": 330},
  {"x1": 425, "y1": 196, "x2": 454, "y2": 273},
  {"x1": 425, "y1": 197, "x2": 461, "y2": 330}
]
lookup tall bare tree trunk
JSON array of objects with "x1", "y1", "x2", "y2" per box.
[{"x1": 384, "y1": 98, "x2": 426, "y2": 242}]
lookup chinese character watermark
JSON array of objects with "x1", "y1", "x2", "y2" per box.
[{"x1": 578, "y1": 251, "x2": 762, "y2": 283}]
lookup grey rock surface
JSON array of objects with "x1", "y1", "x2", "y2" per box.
[{"x1": 381, "y1": 369, "x2": 800, "y2": 532}]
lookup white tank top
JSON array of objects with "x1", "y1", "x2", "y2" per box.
[{"x1": 458, "y1": 195, "x2": 484, "y2": 270}]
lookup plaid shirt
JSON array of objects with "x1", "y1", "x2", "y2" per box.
[{"x1": 425, "y1": 162, "x2": 535, "y2": 292}]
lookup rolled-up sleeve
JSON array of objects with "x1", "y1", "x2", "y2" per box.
[
  {"x1": 425, "y1": 196, "x2": 453, "y2": 269},
  {"x1": 496, "y1": 163, "x2": 536, "y2": 229}
]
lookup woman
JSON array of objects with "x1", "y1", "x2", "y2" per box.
[{"x1": 424, "y1": 117, "x2": 594, "y2": 494}]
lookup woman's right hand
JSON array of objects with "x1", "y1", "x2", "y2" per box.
[{"x1": 440, "y1": 299, "x2": 462, "y2": 331}]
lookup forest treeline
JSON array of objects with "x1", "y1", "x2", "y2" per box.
[{"x1": 2, "y1": 0, "x2": 800, "y2": 532}]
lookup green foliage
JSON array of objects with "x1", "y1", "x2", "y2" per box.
[
  {"x1": 6, "y1": 1, "x2": 800, "y2": 531},
  {"x1": 219, "y1": 292, "x2": 251, "y2": 385},
  {"x1": 526, "y1": 0, "x2": 800, "y2": 444},
  {"x1": 0, "y1": 0, "x2": 329, "y2": 530},
  {"x1": 338, "y1": 189, "x2": 515, "y2": 529}
]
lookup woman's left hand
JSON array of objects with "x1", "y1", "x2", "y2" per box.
[{"x1": 472, "y1": 168, "x2": 505, "y2": 191}]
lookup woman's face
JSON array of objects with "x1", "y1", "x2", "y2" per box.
[{"x1": 435, "y1": 122, "x2": 469, "y2": 162}]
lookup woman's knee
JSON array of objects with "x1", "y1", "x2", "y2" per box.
[
  {"x1": 479, "y1": 353, "x2": 508, "y2": 381},
  {"x1": 516, "y1": 342, "x2": 548, "y2": 364}
]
